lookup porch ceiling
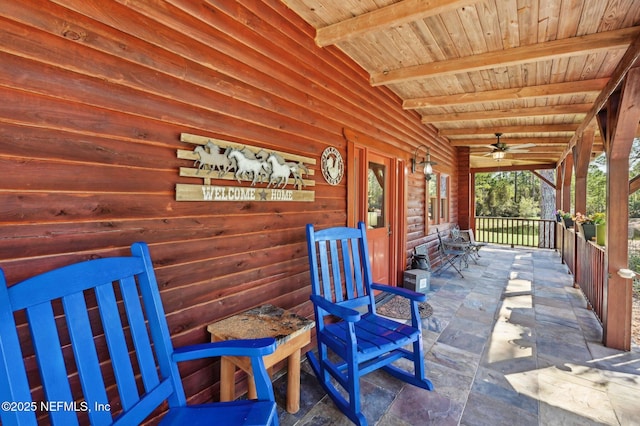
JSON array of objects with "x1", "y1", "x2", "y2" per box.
[{"x1": 281, "y1": 0, "x2": 640, "y2": 169}]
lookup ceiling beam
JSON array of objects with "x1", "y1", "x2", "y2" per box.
[
  {"x1": 558, "y1": 31, "x2": 640, "y2": 164},
  {"x1": 451, "y1": 137, "x2": 570, "y2": 146},
  {"x1": 471, "y1": 163, "x2": 557, "y2": 173},
  {"x1": 501, "y1": 153, "x2": 564, "y2": 160},
  {"x1": 403, "y1": 78, "x2": 607, "y2": 109},
  {"x1": 470, "y1": 145, "x2": 566, "y2": 153},
  {"x1": 531, "y1": 170, "x2": 557, "y2": 189},
  {"x1": 314, "y1": 0, "x2": 473, "y2": 47},
  {"x1": 438, "y1": 123, "x2": 580, "y2": 136},
  {"x1": 371, "y1": 27, "x2": 640, "y2": 86},
  {"x1": 423, "y1": 103, "x2": 591, "y2": 123},
  {"x1": 630, "y1": 174, "x2": 640, "y2": 194}
]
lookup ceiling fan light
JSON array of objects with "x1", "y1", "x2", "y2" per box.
[{"x1": 492, "y1": 151, "x2": 506, "y2": 160}]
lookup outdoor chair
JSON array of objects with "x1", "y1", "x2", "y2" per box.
[
  {"x1": 436, "y1": 229, "x2": 466, "y2": 277},
  {"x1": 305, "y1": 222, "x2": 434, "y2": 426},
  {"x1": 449, "y1": 225, "x2": 477, "y2": 265},
  {"x1": 0, "y1": 242, "x2": 279, "y2": 426},
  {"x1": 458, "y1": 228, "x2": 487, "y2": 261}
]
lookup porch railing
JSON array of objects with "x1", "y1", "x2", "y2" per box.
[
  {"x1": 474, "y1": 217, "x2": 605, "y2": 323},
  {"x1": 559, "y1": 223, "x2": 605, "y2": 322},
  {"x1": 475, "y1": 217, "x2": 556, "y2": 248},
  {"x1": 559, "y1": 223, "x2": 575, "y2": 273}
]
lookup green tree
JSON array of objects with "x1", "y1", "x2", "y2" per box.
[
  {"x1": 476, "y1": 171, "x2": 538, "y2": 217},
  {"x1": 586, "y1": 160, "x2": 606, "y2": 215},
  {"x1": 519, "y1": 196, "x2": 539, "y2": 218}
]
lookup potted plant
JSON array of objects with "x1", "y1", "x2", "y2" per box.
[
  {"x1": 562, "y1": 211, "x2": 574, "y2": 228},
  {"x1": 556, "y1": 209, "x2": 563, "y2": 222},
  {"x1": 592, "y1": 212, "x2": 606, "y2": 246},
  {"x1": 575, "y1": 212, "x2": 595, "y2": 241}
]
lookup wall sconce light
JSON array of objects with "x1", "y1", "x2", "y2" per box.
[
  {"x1": 492, "y1": 151, "x2": 506, "y2": 161},
  {"x1": 411, "y1": 145, "x2": 437, "y2": 181}
]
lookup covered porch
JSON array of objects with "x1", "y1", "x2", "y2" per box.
[{"x1": 276, "y1": 245, "x2": 640, "y2": 425}]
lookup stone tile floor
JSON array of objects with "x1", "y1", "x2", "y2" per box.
[{"x1": 273, "y1": 245, "x2": 640, "y2": 425}]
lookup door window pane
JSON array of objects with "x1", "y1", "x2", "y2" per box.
[{"x1": 367, "y1": 162, "x2": 385, "y2": 229}]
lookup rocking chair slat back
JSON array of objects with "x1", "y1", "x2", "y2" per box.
[{"x1": 310, "y1": 226, "x2": 372, "y2": 308}]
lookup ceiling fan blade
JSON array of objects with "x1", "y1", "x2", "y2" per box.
[{"x1": 509, "y1": 143, "x2": 536, "y2": 150}]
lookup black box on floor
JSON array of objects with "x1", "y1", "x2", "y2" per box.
[{"x1": 403, "y1": 269, "x2": 430, "y2": 293}]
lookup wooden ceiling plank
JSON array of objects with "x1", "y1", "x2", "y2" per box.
[
  {"x1": 403, "y1": 78, "x2": 608, "y2": 109},
  {"x1": 517, "y1": 0, "x2": 540, "y2": 46},
  {"x1": 494, "y1": 0, "x2": 519, "y2": 48},
  {"x1": 315, "y1": 0, "x2": 474, "y2": 47},
  {"x1": 371, "y1": 26, "x2": 640, "y2": 86},
  {"x1": 423, "y1": 103, "x2": 591, "y2": 123}
]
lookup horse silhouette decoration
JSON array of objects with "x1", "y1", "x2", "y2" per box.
[
  {"x1": 193, "y1": 142, "x2": 233, "y2": 176},
  {"x1": 228, "y1": 148, "x2": 268, "y2": 185}
]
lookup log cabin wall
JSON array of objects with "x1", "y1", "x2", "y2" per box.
[{"x1": 0, "y1": 0, "x2": 457, "y2": 410}]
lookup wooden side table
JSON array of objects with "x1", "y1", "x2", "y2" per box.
[{"x1": 207, "y1": 304, "x2": 315, "y2": 413}]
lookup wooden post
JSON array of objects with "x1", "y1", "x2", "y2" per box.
[
  {"x1": 572, "y1": 128, "x2": 594, "y2": 287},
  {"x1": 457, "y1": 147, "x2": 471, "y2": 229},
  {"x1": 562, "y1": 155, "x2": 574, "y2": 213},
  {"x1": 601, "y1": 68, "x2": 640, "y2": 350},
  {"x1": 555, "y1": 165, "x2": 562, "y2": 212},
  {"x1": 470, "y1": 172, "x2": 476, "y2": 231},
  {"x1": 573, "y1": 129, "x2": 595, "y2": 215}
]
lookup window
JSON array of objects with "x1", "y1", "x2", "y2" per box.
[
  {"x1": 428, "y1": 176, "x2": 437, "y2": 226},
  {"x1": 439, "y1": 174, "x2": 449, "y2": 223},
  {"x1": 425, "y1": 172, "x2": 449, "y2": 231}
]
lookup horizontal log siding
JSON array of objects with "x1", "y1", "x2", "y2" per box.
[{"x1": 0, "y1": 0, "x2": 457, "y2": 413}]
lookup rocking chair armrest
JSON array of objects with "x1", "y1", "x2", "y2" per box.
[
  {"x1": 371, "y1": 283, "x2": 427, "y2": 302},
  {"x1": 172, "y1": 337, "x2": 277, "y2": 362},
  {"x1": 310, "y1": 294, "x2": 361, "y2": 322}
]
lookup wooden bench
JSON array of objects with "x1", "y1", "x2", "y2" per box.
[{"x1": 0, "y1": 242, "x2": 279, "y2": 426}]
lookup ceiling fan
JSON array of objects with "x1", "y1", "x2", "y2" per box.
[{"x1": 483, "y1": 133, "x2": 536, "y2": 160}]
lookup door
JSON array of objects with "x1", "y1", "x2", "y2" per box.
[
  {"x1": 346, "y1": 130, "x2": 404, "y2": 287},
  {"x1": 366, "y1": 153, "x2": 392, "y2": 284}
]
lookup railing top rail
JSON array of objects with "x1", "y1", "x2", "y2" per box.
[
  {"x1": 475, "y1": 216, "x2": 556, "y2": 222},
  {"x1": 474, "y1": 216, "x2": 556, "y2": 249}
]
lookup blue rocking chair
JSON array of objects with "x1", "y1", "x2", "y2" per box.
[
  {"x1": 0, "y1": 242, "x2": 278, "y2": 426},
  {"x1": 305, "y1": 222, "x2": 434, "y2": 425}
]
